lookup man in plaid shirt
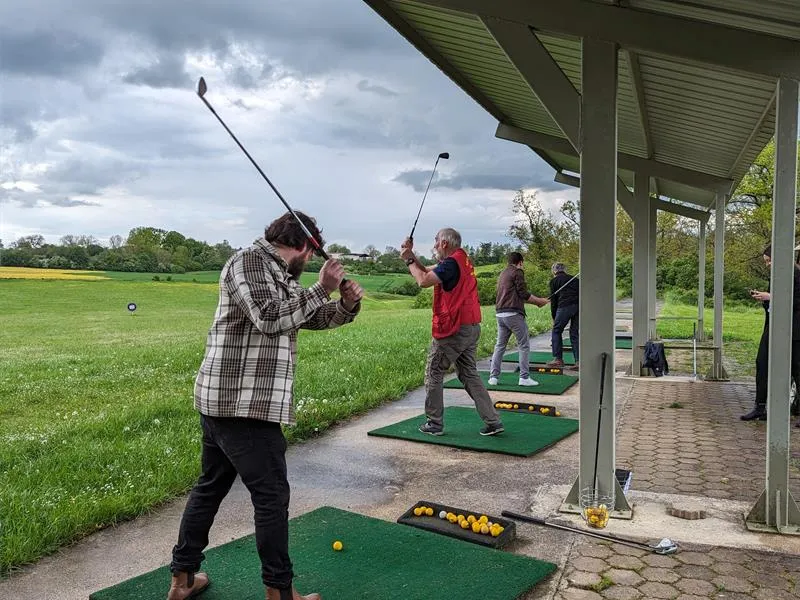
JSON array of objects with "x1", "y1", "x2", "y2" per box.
[{"x1": 168, "y1": 211, "x2": 363, "y2": 600}]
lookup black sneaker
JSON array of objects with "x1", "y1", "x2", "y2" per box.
[
  {"x1": 480, "y1": 422, "x2": 505, "y2": 436},
  {"x1": 419, "y1": 420, "x2": 444, "y2": 436},
  {"x1": 740, "y1": 408, "x2": 767, "y2": 421}
]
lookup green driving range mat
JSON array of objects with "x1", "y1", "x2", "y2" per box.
[
  {"x1": 503, "y1": 350, "x2": 576, "y2": 365},
  {"x1": 560, "y1": 338, "x2": 631, "y2": 349},
  {"x1": 444, "y1": 371, "x2": 578, "y2": 395},
  {"x1": 89, "y1": 506, "x2": 556, "y2": 600},
  {"x1": 367, "y1": 406, "x2": 578, "y2": 456}
]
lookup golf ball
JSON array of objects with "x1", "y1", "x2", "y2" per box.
[
  {"x1": 439, "y1": 510, "x2": 448, "y2": 519},
  {"x1": 332, "y1": 540, "x2": 343, "y2": 551}
]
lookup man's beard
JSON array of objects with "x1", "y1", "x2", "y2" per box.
[{"x1": 287, "y1": 255, "x2": 306, "y2": 280}]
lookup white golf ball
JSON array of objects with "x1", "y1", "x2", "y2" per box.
[{"x1": 439, "y1": 510, "x2": 448, "y2": 519}]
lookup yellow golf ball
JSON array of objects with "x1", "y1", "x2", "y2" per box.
[{"x1": 332, "y1": 541, "x2": 343, "y2": 551}]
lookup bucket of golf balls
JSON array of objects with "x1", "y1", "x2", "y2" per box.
[{"x1": 580, "y1": 488, "x2": 613, "y2": 529}]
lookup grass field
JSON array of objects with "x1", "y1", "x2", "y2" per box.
[
  {"x1": 0, "y1": 271, "x2": 553, "y2": 576},
  {"x1": 657, "y1": 293, "x2": 763, "y2": 376}
]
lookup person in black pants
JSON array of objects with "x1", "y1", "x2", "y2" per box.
[
  {"x1": 546, "y1": 262, "x2": 579, "y2": 369},
  {"x1": 741, "y1": 245, "x2": 800, "y2": 425}
]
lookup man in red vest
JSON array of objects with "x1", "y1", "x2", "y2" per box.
[{"x1": 401, "y1": 228, "x2": 504, "y2": 436}]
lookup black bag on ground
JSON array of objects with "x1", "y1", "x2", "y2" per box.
[{"x1": 642, "y1": 341, "x2": 669, "y2": 377}]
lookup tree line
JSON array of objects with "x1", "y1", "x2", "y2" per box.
[
  {"x1": 0, "y1": 229, "x2": 237, "y2": 274},
  {"x1": 0, "y1": 228, "x2": 519, "y2": 276}
]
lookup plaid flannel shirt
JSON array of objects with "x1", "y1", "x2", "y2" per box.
[{"x1": 194, "y1": 238, "x2": 360, "y2": 424}]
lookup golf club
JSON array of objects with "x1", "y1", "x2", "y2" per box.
[
  {"x1": 196, "y1": 77, "x2": 328, "y2": 260},
  {"x1": 500, "y1": 511, "x2": 679, "y2": 555},
  {"x1": 547, "y1": 271, "x2": 580, "y2": 300},
  {"x1": 593, "y1": 352, "x2": 609, "y2": 494},
  {"x1": 409, "y1": 152, "x2": 449, "y2": 242}
]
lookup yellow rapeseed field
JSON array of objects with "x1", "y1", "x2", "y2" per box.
[{"x1": 0, "y1": 267, "x2": 108, "y2": 281}]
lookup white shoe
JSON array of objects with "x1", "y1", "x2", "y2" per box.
[
  {"x1": 518, "y1": 377, "x2": 539, "y2": 387},
  {"x1": 488, "y1": 376, "x2": 499, "y2": 385}
]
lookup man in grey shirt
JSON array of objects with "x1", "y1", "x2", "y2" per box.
[{"x1": 488, "y1": 252, "x2": 549, "y2": 386}]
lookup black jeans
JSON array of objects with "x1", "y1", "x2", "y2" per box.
[
  {"x1": 755, "y1": 330, "x2": 800, "y2": 410},
  {"x1": 551, "y1": 304, "x2": 579, "y2": 361},
  {"x1": 171, "y1": 414, "x2": 293, "y2": 589}
]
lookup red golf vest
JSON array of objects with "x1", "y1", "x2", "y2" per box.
[{"x1": 432, "y1": 248, "x2": 482, "y2": 339}]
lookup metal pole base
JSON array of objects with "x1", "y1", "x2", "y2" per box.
[
  {"x1": 745, "y1": 489, "x2": 800, "y2": 535},
  {"x1": 560, "y1": 476, "x2": 633, "y2": 520}
]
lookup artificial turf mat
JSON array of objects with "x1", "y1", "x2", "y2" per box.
[
  {"x1": 443, "y1": 371, "x2": 578, "y2": 394},
  {"x1": 560, "y1": 337, "x2": 632, "y2": 350},
  {"x1": 503, "y1": 350, "x2": 576, "y2": 365},
  {"x1": 90, "y1": 506, "x2": 556, "y2": 600},
  {"x1": 367, "y1": 406, "x2": 579, "y2": 456}
]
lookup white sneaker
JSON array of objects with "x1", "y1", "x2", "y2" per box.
[
  {"x1": 488, "y1": 376, "x2": 499, "y2": 385},
  {"x1": 518, "y1": 377, "x2": 539, "y2": 387}
]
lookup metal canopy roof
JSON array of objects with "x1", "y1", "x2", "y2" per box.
[{"x1": 364, "y1": 0, "x2": 799, "y2": 211}]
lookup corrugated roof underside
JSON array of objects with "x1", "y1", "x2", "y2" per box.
[
  {"x1": 628, "y1": 0, "x2": 800, "y2": 41},
  {"x1": 383, "y1": 0, "x2": 781, "y2": 206},
  {"x1": 535, "y1": 33, "x2": 648, "y2": 157},
  {"x1": 637, "y1": 54, "x2": 776, "y2": 179},
  {"x1": 389, "y1": 0, "x2": 562, "y2": 137}
]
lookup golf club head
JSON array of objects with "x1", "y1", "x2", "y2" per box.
[
  {"x1": 438, "y1": 152, "x2": 449, "y2": 159},
  {"x1": 197, "y1": 77, "x2": 208, "y2": 97},
  {"x1": 652, "y1": 538, "x2": 679, "y2": 555}
]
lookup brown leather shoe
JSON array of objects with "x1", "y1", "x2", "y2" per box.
[
  {"x1": 166, "y1": 571, "x2": 210, "y2": 600},
  {"x1": 266, "y1": 586, "x2": 321, "y2": 600},
  {"x1": 545, "y1": 358, "x2": 564, "y2": 368}
]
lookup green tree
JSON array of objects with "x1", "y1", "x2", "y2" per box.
[
  {"x1": 127, "y1": 227, "x2": 166, "y2": 252},
  {"x1": 327, "y1": 243, "x2": 351, "y2": 254}
]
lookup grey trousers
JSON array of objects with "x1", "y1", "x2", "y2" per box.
[
  {"x1": 424, "y1": 324, "x2": 501, "y2": 427},
  {"x1": 489, "y1": 313, "x2": 530, "y2": 379}
]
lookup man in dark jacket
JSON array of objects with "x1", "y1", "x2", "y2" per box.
[
  {"x1": 741, "y1": 245, "x2": 800, "y2": 425},
  {"x1": 546, "y1": 262, "x2": 579, "y2": 369},
  {"x1": 488, "y1": 252, "x2": 549, "y2": 386}
]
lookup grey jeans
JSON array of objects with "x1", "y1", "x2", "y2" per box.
[
  {"x1": 489, "y1": 313, "x2": 530, "y2": 379},
  {"x1": 424, "y1": 324, "x2": 501, "y2": 427}
]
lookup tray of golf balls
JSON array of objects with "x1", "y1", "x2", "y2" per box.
[
  {"x1": 494, "y1": 401, "x2": 561, "y2": 416},
  {"x1": 397, "y1": 500, "x2": 516, "y2": 548}
]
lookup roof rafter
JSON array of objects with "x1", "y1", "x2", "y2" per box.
[
  {"x1": 497, "y1": 122, "x2": 733, "y2": 195},
  {"x1": 410, "y1": 0, "x2": 800, "y2": 79}
]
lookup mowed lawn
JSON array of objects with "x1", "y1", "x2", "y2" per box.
[{"x1": 0, "y1": 272, "x2": 554, "y2": 576}]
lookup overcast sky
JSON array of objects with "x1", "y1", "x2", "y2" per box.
[{"x1": 0, "y1": 0, "x2": 577, "y2": 254}]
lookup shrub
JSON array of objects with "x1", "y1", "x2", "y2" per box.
[
  {"x1": 385, "y1": 280, "x2": 421, "y2": 297},
  {"x1": 476, "y1": 278, "x2": 496, "y2": 306},
  {"x1": 413, "y1": 288, "x2": 433, "y2": 309}
]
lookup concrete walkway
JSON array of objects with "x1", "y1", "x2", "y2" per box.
[{"x1": 2, "y1": 307, "x2": 800, "y2": 600}]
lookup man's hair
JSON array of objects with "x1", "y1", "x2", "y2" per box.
[
  {"x1": 265, "y1": 211, "x2": 324, "y2": 252},
  {"x1": 437, "y1": 228, "x2": 461, "y2": 248},
  {"x1": 763, "y1": 244, "x2": 772, "y2": 257},
  {"x1": 508, "y1": 251, "x2": 524, "y2": 265},
  {"x1": 552, "y1": 262, "x2": 566, "y2": 273}
]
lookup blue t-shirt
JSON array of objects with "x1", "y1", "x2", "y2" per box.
[{"x1": 433, "y1": 257, "x2": 460, "y2": 292}]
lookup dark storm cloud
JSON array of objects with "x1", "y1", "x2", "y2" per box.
[
  {"x1": 123, "y1": 55, "x2": 191, "y2": 89},
  {"x1": 0, "y1": 0, "x2": 404, "y2": 82},
  {"x1": 357, "y1": 80, "x2": 398, "y2": 97},
  {"x1": 0, "y1": 28, "x2": 103, "y2": 76}
]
